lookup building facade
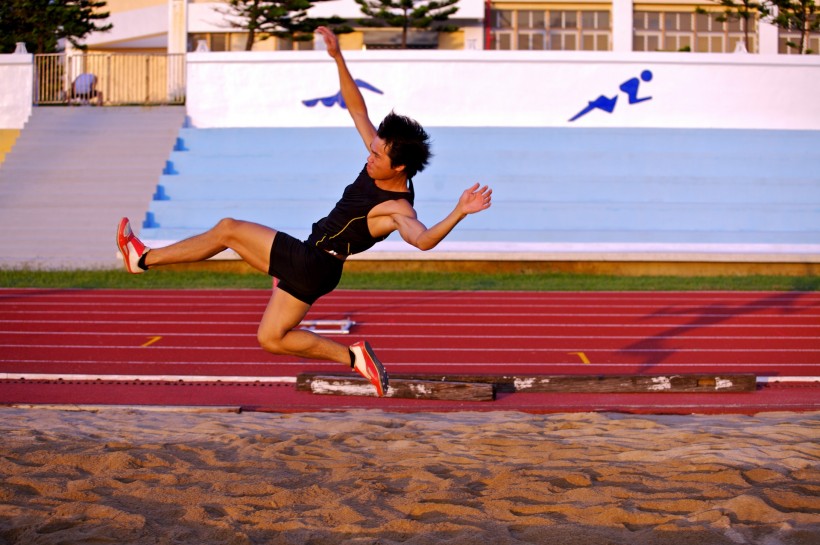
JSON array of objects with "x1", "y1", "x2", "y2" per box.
[{"x1": 82, "y1": 0, "x2": 818, "y2": 55}]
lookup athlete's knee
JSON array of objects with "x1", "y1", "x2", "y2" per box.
[
  {"x1": 257, "y1": 329, "x2": 287, "y2": 355},
  {"x1": 212, "y1": 217, "x2": 242, "y2": 245},
  {"x1": 213, "y1": 217, "x2": 239, "y2": 233}
]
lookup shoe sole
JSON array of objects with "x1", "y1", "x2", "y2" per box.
[{"x1": 362, "y1": 341, "x2": 389, "y2": 395}]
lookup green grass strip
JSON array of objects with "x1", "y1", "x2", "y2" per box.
[{"x1": 1, "y1": 269, "x2": 817, "y2": 291}]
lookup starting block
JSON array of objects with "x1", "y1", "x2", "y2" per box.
[{"x1": 298, "y1": 318, "x2": 355, "y2": 335}]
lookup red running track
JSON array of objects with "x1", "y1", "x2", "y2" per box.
[{"x1": 1, "y1": 288, "x2": 818, "y2": 414}]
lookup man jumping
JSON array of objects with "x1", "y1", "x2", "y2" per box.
[{"x1": 116, "y1": 26, "x2": 492, "y2": 397}]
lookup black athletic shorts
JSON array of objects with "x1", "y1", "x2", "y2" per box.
[{"x1": 268, "y1": 231, "x2": 344, "y2": 305}]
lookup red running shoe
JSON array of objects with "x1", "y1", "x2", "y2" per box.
[
  {"x1": 116, "y1": 217, "x2": 149, "y2": 274},
  {"x1": 350, "y1": 341, "x2": 389, "y2": 397}
]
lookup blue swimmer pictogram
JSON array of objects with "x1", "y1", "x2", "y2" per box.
[
  {"x1": 569, "y1": 70, "x2": 653, "y2": 122},
  {"x1": 303, "y1": 79, "x2": 384, "y2": 109}
]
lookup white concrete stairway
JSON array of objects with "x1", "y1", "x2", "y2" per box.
[{"x1": 0, "y1": 106, "x2": 185, "y2": 269}]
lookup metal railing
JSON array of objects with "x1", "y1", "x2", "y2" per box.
[{"x1": 34, "y1": 53, "x2": 186, "y2": 106}]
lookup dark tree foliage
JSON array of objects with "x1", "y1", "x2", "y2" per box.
[
  {"x1": 696, "y1": 0, "x2": 764, "y2": 52},
  {"x1": 761, "y1": 0, "x2": 819, "y2": 53},
  {"x1": 697, "y1": 0, "x2": 818, "y2": 54},
  {"x1": 354, "y1": 0, "x2": 460, "y2": 48},
  {"x1": 221, "y1": 0, "x2": 349, "y2": 50},
  {"x1": 0, "y1": 0, "x2": 112, "y2": 54}
]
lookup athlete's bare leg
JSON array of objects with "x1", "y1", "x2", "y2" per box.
[
  {"x1": 144, "y1": 218, "x2": 274, "y2": 274},
  {"x1": 256, "y1": 288, "x2": 350, "y2": 365},
  {"x1": 133, "y1": 217, "x2": 353, "y2": 368}
]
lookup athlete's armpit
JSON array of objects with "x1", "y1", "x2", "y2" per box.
[{"x1": 367, "y1": 199, "x2": 420, "y2": 239}]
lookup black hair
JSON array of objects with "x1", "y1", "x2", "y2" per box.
[{"x1": 377, "y1": 111, "x2": 432, "y2": 180}]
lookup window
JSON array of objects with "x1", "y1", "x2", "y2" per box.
[
  {"x1": 275, "y1": 37, "x2": 316, "y2": 51},
  {"x1": 187, "y1": 32, "x2": 313, "y2": 52},
  {"x1": 634, "y1": 11, "x2": 756, "y2": 52},
  {"x1": 490, "y1": 9, "x2": 610, "y2": 51},
  {"x1": 517, "y1": 10, "x2": 547, "y2": 50},
  {"x1": 496, "y1": 9, "x2": 513, "y2": 29},
  {"x1": 188, "y1": 33, "x2": 247, "y2": 52},
  {"x1": 778, "y1": 29, "x2": 820, "y2": 54}
]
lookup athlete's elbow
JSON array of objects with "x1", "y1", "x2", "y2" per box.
[
  {"x1": 404, "y1": 228, "x2": 441, "y2": 251},
  {"x1": 414, "y1": 238, "x2": 440, "y2": 252}
]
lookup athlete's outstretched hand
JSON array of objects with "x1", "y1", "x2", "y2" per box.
[
  {"x1": 316, "y1": 26, "x2": 341, "y2": 60},
  {"x1": 458, "y1": 183, "x2": 492, "y2": 215}
]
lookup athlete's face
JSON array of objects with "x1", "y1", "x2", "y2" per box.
[{"x1": 366, "y1": 136, "x2": 404, "y2": 181}]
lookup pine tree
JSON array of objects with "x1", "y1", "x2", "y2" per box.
[
  {"x1": 760, "y1": 0, "x2": 819, "y2": 53},
  {"x1": 354, "y1": 0, "x2": 459, "y2": 49},
  {"x1": 697, "y1": 0, "x2": 765, "y2": 52},
  {"x1": 221, "y1": 0, "x2": 348, "y2": 50},
  {"x1": 0, "y1": 0, "x2": 112, "y2": 54}
]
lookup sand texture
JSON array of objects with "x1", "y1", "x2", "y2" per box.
[{"x1": 0, "y1": 408, "x2": 818, "y2": 545}]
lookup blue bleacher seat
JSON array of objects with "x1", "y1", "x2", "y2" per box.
[{"x1": 139, "y1": 127, "x2": 820, "y2": 256}]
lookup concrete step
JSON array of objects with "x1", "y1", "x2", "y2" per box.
[
  {"x1": 176, "y1": 127, "x2": 820, "y2": 155},
  {"x1": 0, "y1": 166, "x2": 167, "y2": 177},
  {"x1": 151, "y1": 175, "x2": 820, "y2": 205},
  {"x1": 159, "y1": 150, "x2": 816, "y2": 178},
  {"x1": 0, "y1": 106, "x2": 185, "y2": 269},
  {"x1": 143, "y1": 199, "x2": 817, "y2": 233},
  {"x1": 140, "y1": 227, "x2": 820, "y2": 246}
]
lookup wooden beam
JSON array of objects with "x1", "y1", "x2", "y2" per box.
[
  {"x1": 299, "y1": 373, "x2": 757, "y2": 394},
  {"x1": 495, "y1": 374, "x2": 758, "y2": 393},
  {"x1": 296, "y1": 374, "x2": 495, "y2": 401}
]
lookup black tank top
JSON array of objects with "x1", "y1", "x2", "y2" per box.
[{"x1": 306, "y1": 166, "x2": 415, "y2": 256}]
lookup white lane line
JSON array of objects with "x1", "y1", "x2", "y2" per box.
[
  {"x1": 2, "y1": 373, "x2": 816, "y2": 385},
  {"x1": 1, "y1": 373, "x2": 296, "y2": 383},
  {"x1": 0, "y1": 359, "x2": 816, "y2": 369},
  {"x1": 2, "y1": 320, "x2": 819, "y2": 329},
  {"x1": 5, "y1": 309, "x2": 820, "y2": 318},
  {"x1": 1, "y1": 331, "x2": 817, "y2": 341},
  {"x1": 7, "y1": 300, "x2": 816, "y2": 311},
  {"x1": 1, "y1": 343, "x2": 818, "y2": 354}
]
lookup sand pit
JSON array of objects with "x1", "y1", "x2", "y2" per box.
[{"x1": 0, "y1": 408, "x2": 818, "y2": 544}]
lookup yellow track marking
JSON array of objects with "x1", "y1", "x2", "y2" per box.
[
  {"x1": 568, "y1": 352, "x2": 590, "y2": 364},
  {"x1": 142, "y1": 336, "x2": 163, "y2": 347}
]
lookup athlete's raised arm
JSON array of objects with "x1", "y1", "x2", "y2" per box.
[{"x1": 316, "y1": 26, "x2": 376, "y2": 151}]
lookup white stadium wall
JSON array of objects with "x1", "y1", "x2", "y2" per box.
[
  {"x1": 3, "y1": 50, "x2": 819, "y2": 131},
  {"x1": 186, "y1": 50, "x2": 820, "y2": 130},
  {"x1": 0, "y1": 52, "x2": 33, "y2": 129}
]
